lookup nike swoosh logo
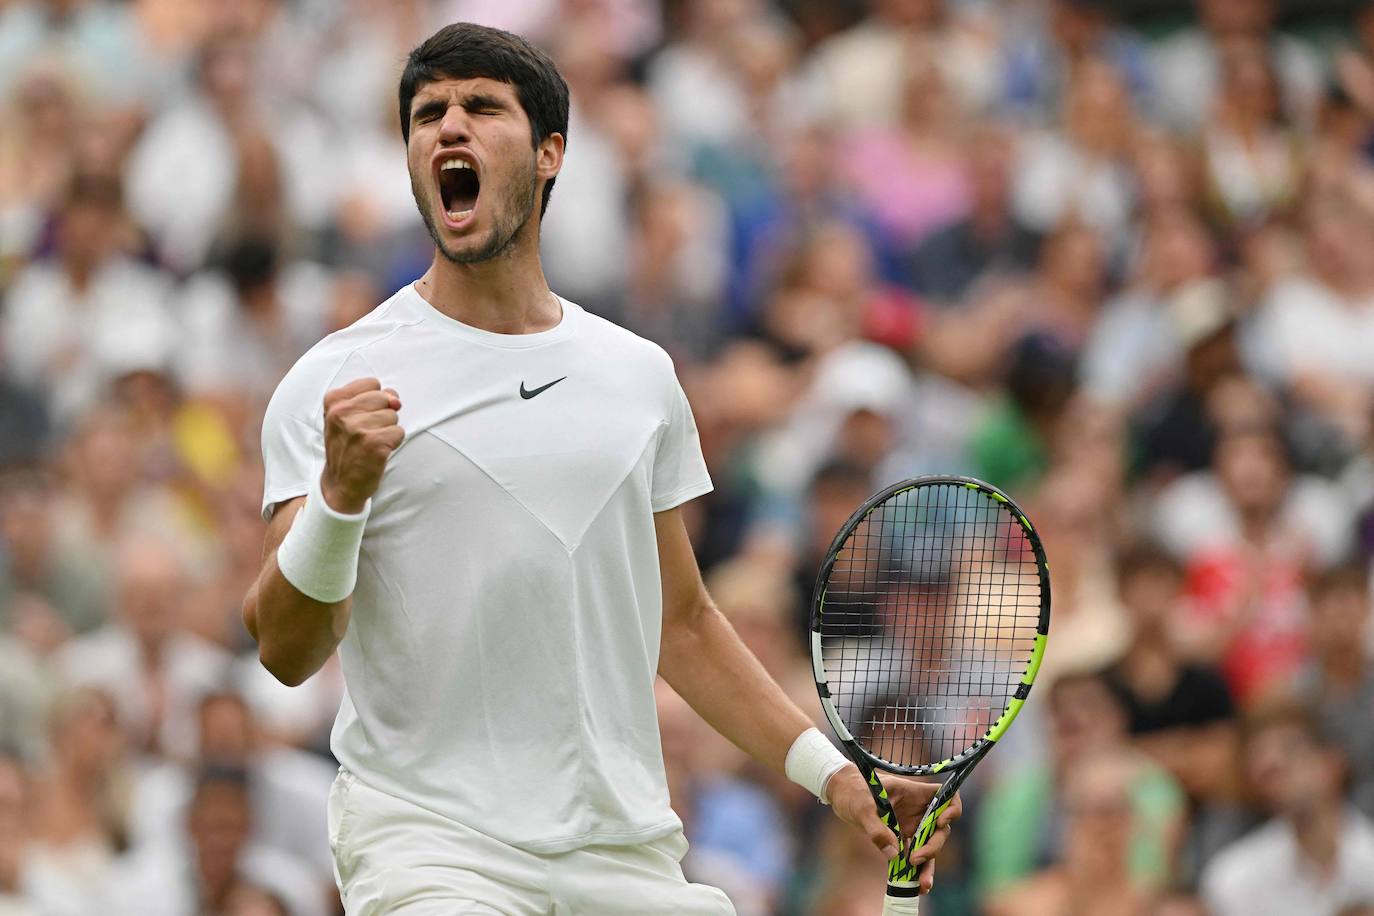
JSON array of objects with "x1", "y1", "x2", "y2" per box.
[{"x1": 519, "y1": 377, "x2": 567, "y2": 400}]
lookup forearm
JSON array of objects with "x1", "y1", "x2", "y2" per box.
[
  {"x1": 247, "y1": 559, "x2": 350, "y2": 687},
  {"x1": 658, "y1": 601, "x2": 813, "y2": 773}
]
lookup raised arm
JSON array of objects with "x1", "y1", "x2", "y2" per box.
[{"x1": 244, "y1": 378, "x2": 403, "y2": 686}]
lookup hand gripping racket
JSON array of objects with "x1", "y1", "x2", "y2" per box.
[{"x1": 810, "y1": 476, "x2": 1050, "y2": 914}]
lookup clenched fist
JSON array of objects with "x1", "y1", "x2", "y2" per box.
[{"x1": 320, "y1": 378, "x2": 404, "y2": 514}]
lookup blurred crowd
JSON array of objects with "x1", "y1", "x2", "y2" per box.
[{"x1": 4, "y1": 0, "x2": 1374, "y2": 913}]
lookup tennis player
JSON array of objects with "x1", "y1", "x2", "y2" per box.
[{"x1": 243, "y1": 22, "x2": 960, "y2": 914}]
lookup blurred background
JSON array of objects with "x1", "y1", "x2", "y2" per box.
[{"x1": 4, "y1": 0, "x2": 1374, "y2": 914}]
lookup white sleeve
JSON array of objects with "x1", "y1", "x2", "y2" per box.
[
  {"x1": 650, "y1": 374, "x2": 713, "y2": 513},
  {"x1": 259, "y1": 348, "x2": 370, "y2": 520}
]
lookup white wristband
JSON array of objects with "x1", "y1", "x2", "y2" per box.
[
  {"x1": 786, "y1": 727, "x2": 850, "y2": 805},
  {"x1": 275, "y1": 475, "x2": 371, "y2": 603}
]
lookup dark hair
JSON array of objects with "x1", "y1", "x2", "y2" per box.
[
  {"x1": 1047, "y1": 667, "x2": 1125, "y2": 716},
  {"x1": 808, "y1": 459, "x2": 871, "y2": 496},
  {"x1": 1241, "y1": 701, "x2": 1341, "y2": 756},
  {"x1": 398, "y1": 23, "x2": 569, "y2": 217},
  {"x1": 219, "y1": 235, "x2": 279, "y2": 295},
  {"x1": 1114, "y1": 539, "x2": 1183, "y2": 584},
  {"x1": 192, "y1": 763, "x2": 251, "y2": 802}
]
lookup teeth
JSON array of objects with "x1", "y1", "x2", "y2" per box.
[
  {"x1": 440, "y1": 159, "x2": 472, "y2": 171},
  {"x1": 447, "y1": 209, "x2": 473, "y2": 221}
]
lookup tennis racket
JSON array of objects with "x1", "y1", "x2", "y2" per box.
[{"x1": 810, "y1": 475, "x2": 1050, "y2": 914}]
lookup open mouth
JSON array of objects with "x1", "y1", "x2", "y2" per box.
[{"x1": 438, "y1": 158, "x2": 480, "y2": 225}]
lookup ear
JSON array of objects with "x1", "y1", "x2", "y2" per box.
[{"x1": 536, "y1": 132, "x2": 564, "y2": 183}]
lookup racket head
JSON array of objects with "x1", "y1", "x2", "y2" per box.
[{"x1": 810, "y1": 476, "x2": 1050, "y2": 777}]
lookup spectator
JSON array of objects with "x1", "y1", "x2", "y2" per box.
[
  {"x1": 1002, "y1": 0, "x2": 1153, "y2": 123},
  {"x1": 1104, "y1": 543, "x2": 1237, "y2": 804},
  {"x1": 124, "y1": 32, "x2": 328, "y2": 272},
  {"x1": 1011, "y1": 57, "x2": 1138, "y2": 245},
  {"x1": 969, "y1": 333, "x2": 1077, "y2": 493},
  {"x1": 0, "y1": 471, "x2": 104, "y2": 639},
  {"x1": 614, "y1": 180, "x2": 730, "y2": 362},
  {"x1": 1199, "y1": 36, "x2": 1304, "y2": 228},
  {"x1": 725, "y1": 125, "x2": 886, "y2": 327},
  {"x1": 975, "y1": 671, "x2": 1185, "y2": 899},
  {"x1": 1, "y1": 173, "x2": 175, "y2": 423},
  {"x1": 1022, "y1": 219, "x2": 1109, "y2": 356},
  {"x1": 1102, "y1": 542, "x2": 1247, "y2": 881},
  {"x1": 1130, "y1": 280, "x2": 1246, "y2": 482},
  {"x1": 108, "y1": 766, "x2": 325, "y2": 916},
  {"x1": 56, "y1": 539, "x2": 232, "y2": 759},
  {"x1": 1253, "y1": 194, "x2": 1374, "y2": 449},
  {"x1": 176, "y1": 234, "x2": 335, "y2": 401},
  {"x1": 1297, "y1": 564, "x2": 1374, "y2": 818},
  {"x1": 839, "y1": 60, "x2": 972, "y2": 261},
  {"x1": 984, "y1": 747, "x2": 1172, "y2": 916},
  {"x1": 907, "y1": 121, "x2": 1040, "y2": 305},
  {"x1": 1201, "y1": 705, "x2": 1374, "y2": 916},
  {"x1": 0, "y1": 0, "x2": 147, "y2": 104},
  {"x1": 1153, "y1": 0, "x2": 1324, "y2": 133},
  {"x1": 130, "y1": 691, "x2": 335, "y2": 884},
  {"x1": 24, "y1": 688, "x2": 130, "y2": 916},
  {"x1": 1081, "y1": 211, "x2": 1218, "y2": 409},
  {"x1": 805, "y1": 0, "x2": 997, "y2": 130},
  {"x1": 657, "y1": 680, "x2": 789, "y2": 916},
  {"x1": 0, "y1": 61, "x2": 82, "y2": 263},
  {"x1": 1156, "y1": 422, "x2": 1347, "y2": 702}
]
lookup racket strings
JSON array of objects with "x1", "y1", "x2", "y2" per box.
[{"x1": 818, "y1": 483, "x2": 1043, "y2": 769}]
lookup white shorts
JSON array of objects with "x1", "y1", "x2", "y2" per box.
[{"x1": 327, "y1": 768, "x2": 736, "y2": 915}]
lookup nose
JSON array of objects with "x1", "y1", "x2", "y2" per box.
[{"x1": 438, "y1": 106, "x2": 471, "y2": 145}]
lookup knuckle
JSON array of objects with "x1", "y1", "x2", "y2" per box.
[{"x1": 327, "y1": 402, "x2": 355, "y2": 427}]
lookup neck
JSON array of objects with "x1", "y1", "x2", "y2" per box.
[
  {"x1": 1066, "y1": 857, "x2": 1131, "y2": 899},
  {"x1": 1125, "y1": 629, "x2": 1174, "y2": 668},
  {"x1": 417, "y1": 236, "x2": 558, "y2": 334},
  {"x1": 1239, "y1": 507, "x2": 1275, "y2": 541},
  {"x1": 970, "y1": 202, "x2": 1009, "y2": 239},
  {"x1": 137, "y1": 634, "x2": 165, "y2": 669},
  {"x1": 65, "y1": 256, "x2": 96, "y2": 292},
  {"x1": 1293, "y1": 802, "x2": 1344, "y2": 873}
]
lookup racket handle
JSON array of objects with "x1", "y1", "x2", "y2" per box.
[{"x1": 882, "y1": 883, "x2": 921, "y2": 915}]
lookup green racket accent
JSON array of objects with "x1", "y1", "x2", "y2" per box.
[
  {"x1": 913, "y1": 797, "x2": 954, "y2": 850},
  {"x1": 888, "y1": 847, "x2": 917, "y2": 884},
  {"x1": 1022, "y1": 632, "x2": 1048, "y2": 686}
]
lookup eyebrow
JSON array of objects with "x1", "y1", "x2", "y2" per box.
[
  {"x1": 410, "y1": 98, "x2": 447, "y2": 124},
  {"x1": 410, "y1": 92, "x2": 510, "y2": 124},
  {"x1": 461, "y1": 93, "x2": 508, "y2": 111}
]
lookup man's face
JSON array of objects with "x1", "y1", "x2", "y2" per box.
[
  {"x1": 406, "y1": 76, "x2": 560, "y2": 265},
  {"x1": 1246, "y1": 724, "x2": 1339, "y2": 816},
  {"x1": 189, "y1": 782, "x2": 251, "y2": 884}
]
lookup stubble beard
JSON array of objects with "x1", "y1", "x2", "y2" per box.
[{"x1": 412, "y1": 155, "x2": 539, "y2": 266}]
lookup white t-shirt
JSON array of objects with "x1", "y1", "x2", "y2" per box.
[
  {"x1": 1201, "y1": 811, "x2": 1374, "y2": 916},
  {"x1": 260, "y1": 285, "x2": 713, "y2": 853},
  {"x1": 1255, "y1": 276, "x2": 1374, "y2": 386}
]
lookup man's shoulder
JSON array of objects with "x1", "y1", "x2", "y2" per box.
[
  {"x1": 574, "y1": 305, "x2": 676, "y2": 375},
  {"x1": 266, "y1": 287, "x2": 423, "y2": 416},
  {"x1": 307, "y1": 285, "x2": 425, "y2": 362}
]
